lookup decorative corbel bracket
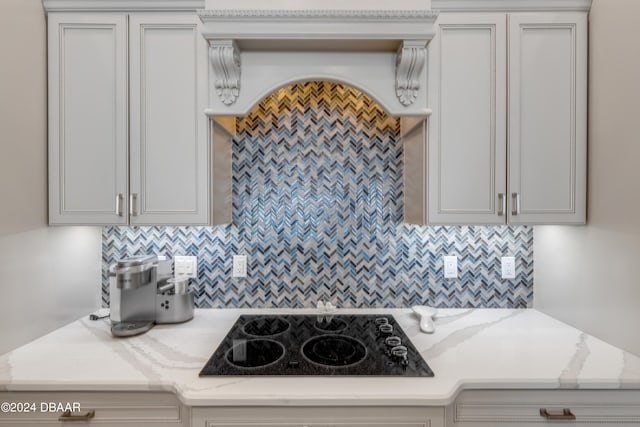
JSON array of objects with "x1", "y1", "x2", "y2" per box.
[
  {"x1": 395, "y1": 40, "x2": 427, "y2": 107},
  {"x1": 210, "y1": 40, "x2": 241, "y2": 106}
]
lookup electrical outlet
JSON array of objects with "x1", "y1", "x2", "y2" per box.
[
  {"x1": 502, "y1": 256, "x2": 516, "y2": 279},
  {"x1": 174, "y1": 255, "x2": 197, "y2": 278},
  {"x1": 233, "y1": 255, "x2": 247, "y2": 278},
  {"x1": 443, "y1": 256, "x2": 458, "y2": 279}
]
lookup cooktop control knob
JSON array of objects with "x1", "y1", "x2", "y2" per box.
[
  {"x1": 378, "y1": 323, "x2": 393, "y2": 337},
  {"x1": 385, "y1": 336, "x2": 401, "y2": 347},
  {"x1": 391, "y1": 345, "x2": 409, "y2": 366}
]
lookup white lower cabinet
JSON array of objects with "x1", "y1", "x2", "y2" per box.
[
  {"x1": 0, "y1": 391, "x2": 189, "y2": 426},
  {"x1": 447, "y1": 390, "x2": 640, "y2": 426},
  {"x1": 192, "y1": 406, "x2": 445, "y2": 427},
  {"x1": 5, "y1": 390, "x2": 640, "y2": 427}
]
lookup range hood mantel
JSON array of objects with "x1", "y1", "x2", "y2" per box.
[{"x1": 197, "y1": 9, "x2": 439, "y2": 117}]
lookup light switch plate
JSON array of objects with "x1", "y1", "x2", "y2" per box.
[
  {"x1": 174, "y1": 255, "x2": 197, "y2": 279},
  {"x1": 502, "y1": 256, "x2": 516, "y2": 279},
  {"x1": 443, "y1": 256, "x2": 458, "y2": 279}
]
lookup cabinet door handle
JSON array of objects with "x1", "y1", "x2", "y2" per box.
[
  {"x1": 58, "y1": 409, "x2": 95, "y2": 422},
  {"x1": 498, "y1": 193, "x2": 505, "y2": 216},
  {"x1": 115, "y1": 193, "x2": 123, "y2": 216},
  {"x1": 539, "y1": 408, "x2": 576, "y2": 420},
  {"x1": 511, "y1": 192, "x2": 520, "y2": 216},
  {"x1": 129, "y1": 193, "x2": 138, "y2": 216}
]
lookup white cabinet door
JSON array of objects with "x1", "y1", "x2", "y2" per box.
[
  {"x1": 448, "y1": 389, "x2": 640, "y2": 426},
  {"x1": 48, "y1": 14, "x2": 128, "y2": 225},
  {"x1": 129, "y1": 13, "x2": 209, "y2": 225},
  {"x1": 507, "y1": 13, "x2": 587, "y2": 224},
  {"x1": 427, "y1": 13, "x2": 507, "y2": 224},
  {"x1": 0, "y1": 391, "x2": 188, "y2": 426}
]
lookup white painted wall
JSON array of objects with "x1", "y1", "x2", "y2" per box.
[
  {"x1": 206, "y1": 0, "x2": 431, "y2": 10},
  {"x1": 0, "y1": 0, "x2": 102, "y2": 355},
  {"x1": 535, "y1": 0, "x2": 640, "y2": 356}
]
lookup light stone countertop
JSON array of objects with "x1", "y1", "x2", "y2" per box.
[{"x1": 1, "y1": 308, "x2": 640, "y2": 406}]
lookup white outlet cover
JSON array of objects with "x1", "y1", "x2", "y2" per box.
[
  {"x1": 175, "y1": 255, "x2": 197, "y2": 279},
  {"x1": 502, "y1": 256, "x2": 516, "y2": 279},
  {"x1": 443, "y1": 256, "x2": 458, "y2": 279},
  {"x1": 233, "y1": 255, "x2": 247, "y2": 278}
]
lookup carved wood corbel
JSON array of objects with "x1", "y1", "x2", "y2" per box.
[
  {"x1": 210, "y1": 40, "x2": 241, "y2": 106},
  {"x1": 395, "y1": 40, "x2": 427, "y2": 107}
]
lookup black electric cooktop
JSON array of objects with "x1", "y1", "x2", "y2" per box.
[{"x1": 199, "y1": 314, "x2": 434, "y2": 377}]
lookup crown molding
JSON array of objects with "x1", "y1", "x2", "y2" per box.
[
  {"x1": 42, "y1": 0, "x2": 204, "y2": 12},
  {"x1": 198, "y1": 9, "x2": 438, "y2": 44},
  {"x1": 197, "y1": 9, "x2": 439, "y2": 19},
  {"x1": 431, "y1": 0, "x2": 592, "y2": 12}
]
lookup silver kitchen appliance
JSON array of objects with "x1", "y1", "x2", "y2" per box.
[
  {"x1": 109, "y1": 255, "x2": 194, "y2": 337},
  {"x1": 156, "y1": 276, "x2": 195, "y2": 324}
]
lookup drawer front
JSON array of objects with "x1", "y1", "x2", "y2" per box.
[
  {"x1": 451, "y1": 390, "x2": 640, "y2": 426},
  {"x1": 194, "y1": 406, "x2": 443, "y2": 427},
  {"x1": 208, "y1": 424, "x2": 428, "y2": 427},
  {"x1": 0, "y1": 391, "x2": 187, "y2": 426}
]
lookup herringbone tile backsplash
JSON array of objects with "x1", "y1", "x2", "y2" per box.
[{"x1": 103, "y1": 82, "x2": 533, "y2": 308}]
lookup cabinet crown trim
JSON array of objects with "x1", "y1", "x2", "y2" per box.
[
  {"x1": 197, "y1": 9, "x2": 439, "y2": 43},
  {"x1": 42, "y1": 0, "x2": 204, "y2": 12},
  {"x1": 197, "y1": 9, "x2": 439, "y2": 20},
  {"x1": 198, "y1": 8, "x2": 438, "y2": 116},
  {"x1": 431, "y1": 0, "x2": 591, "y2": 12}
]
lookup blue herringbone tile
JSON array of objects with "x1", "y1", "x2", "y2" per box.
[{"x1": 102, "y1": 82, "x2": 533, "y2": 309}]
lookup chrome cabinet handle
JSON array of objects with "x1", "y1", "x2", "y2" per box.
[
  {"x1": 129, "y1": 193, "x2": 138, "y2": 216},
  {"x1": 511, "y1": 192, "x2": 520, "y2": 216},
  {"x1": 539, "y1": 408, "x2": 576, "y2": 421},
  {"x1": 498, "y1": 193, "x2": 505, "y2": 216},
  {"x1": 58, "y1": 409, "x2": 95, "y2": 422},
  {"x1": 115, "y1": 193, "x2": 123, "y2": 216}
]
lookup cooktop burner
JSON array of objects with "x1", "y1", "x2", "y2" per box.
[
  {"x1": 314, "y1": 317, "x2": 348, "y2": 333},
  {"x1": 225, "y1": 339, "x2": 285, "y2": 368},
  {"x1": 199, "y1": 314, "x2": 434, "y2": 377},
  {"x1": 243, "y1": 317, "x2": 290, "y2": 337},
  {"x1": 302, "y1": 335, "x2": 367, "y2": 367}
]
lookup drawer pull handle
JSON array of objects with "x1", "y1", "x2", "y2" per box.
[
  {"x1": 58, "y1": 409, "x2": 95, "y2": 422},
  {"x1": 540, "y1": 408, "x2": 576, "y2": 420}
]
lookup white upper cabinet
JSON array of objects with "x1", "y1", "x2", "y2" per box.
[
  {"x1": 508, "y1": 13, "x2": 587, "y2": 224},
  {"x1": 420, "y1": 10, "x2": 587, "y2": 225},
  {"x1": 48, "y1": 12, "x2": 210, "y2": 225},
  {"x1": 427, "y1": 13, "x2": 507, "y2": 224},
  {"x1": 48, "y1": 14, "x2": 128, "y2": 225},
  {"x1": 129, "y1": 14, "x2": 209, "y2": 225}
]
